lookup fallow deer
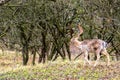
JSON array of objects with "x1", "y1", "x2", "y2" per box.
[{"x1": 70, "y1": 24, "x2": 110, "y2": 66}]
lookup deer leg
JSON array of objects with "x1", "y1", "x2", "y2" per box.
[
  {"x1": 94, "y1": 50, "x2": 101, "y2": 66},
  {"x1": 101, "y1": 49, "x2": 110, "y2": 66},
  {"x1": 84, "y1": 51, "x2": 91, "y2": 65}
]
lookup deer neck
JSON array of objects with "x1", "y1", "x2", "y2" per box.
[{"x1": 73, "y1": 38, "x2": 82, "y2": 46}]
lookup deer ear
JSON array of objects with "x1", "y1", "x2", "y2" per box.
[{"x1": 78, "y1": 23, "x2": 83, "y2": 35}]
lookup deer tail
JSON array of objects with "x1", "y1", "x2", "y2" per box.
[{"x1": 102, "y1": 41, "x2": 108, "y2": 49}]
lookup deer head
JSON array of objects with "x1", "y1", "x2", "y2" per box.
[{"x1": 73, "y1": 23, "x2": 83, "y2": 40}]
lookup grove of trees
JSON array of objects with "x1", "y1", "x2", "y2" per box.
[{"x1": 0, "y1": 0, "x2": 120, "y2": 65}]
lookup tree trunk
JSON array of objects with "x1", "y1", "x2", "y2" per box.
[
  {"x1": 22, "y1": 44, "x2": 29, "y2": 65},
  {"x1": 32, "y1": 48, "x2": 36, "y2": 65},
  {"x1": 38, "y1": 32, "x2": 46, "y2": 63},
  {"x1": 38, "y1": 54, "x2": 42, "y2": 63},
  {"x1": 53, "y1": 52, "x2": 58, "y2": 61},
  {"x1": 38, "y1": 50, "x2": 46, "y2": 63},
  {"x1": 48, "y1": 45, "x2": 56, "y2": 60},
  {"x1": 65, "y1": 42, "x2": 71, "y2": 60},
  {"x1": 111, "y1": 41, "x2": 120, "y2": 61},
  {"x1": 115, "y1": 53, "x2": 120, "y2": 61}
]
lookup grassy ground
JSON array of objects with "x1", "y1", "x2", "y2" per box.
[{"x1": 0, "y1": 52, "x2": 120, "y2": 80}]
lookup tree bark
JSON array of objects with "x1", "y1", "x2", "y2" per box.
[
  {"x1": 22, "y1": 44, "x2": 29, "y2": 65},
  {"x1": 38, "y1": 32, "x2": 46, "y2": 63},
  {"x1": 32, "y1": 48, "x2": 36, "y2": 65},
  {"x1": 65, "y1": 42, "x2": 71, "y2": 60}
]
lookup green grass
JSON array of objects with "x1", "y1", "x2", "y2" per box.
[{"x1": 0, "y1": 52, "x2": 120, "y2": 80}]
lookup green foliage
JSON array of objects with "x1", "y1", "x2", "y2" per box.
[{"x1": 0, "y1": 0, "x2": 120, "y2": 65}]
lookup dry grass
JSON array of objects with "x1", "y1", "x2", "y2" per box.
[{"x1": 0, "y1": 51, "x2": 120, "y2": 80}]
